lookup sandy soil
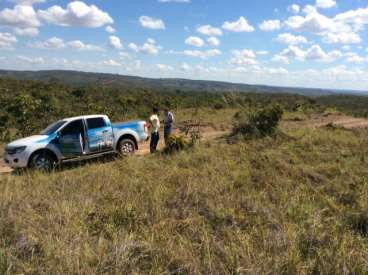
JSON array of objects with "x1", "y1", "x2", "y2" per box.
[
  {"x1": 308, "y1": 114, "x2": 368, "y2": 129},
  {"x1": 137, "y1": 127, "x2": 228, "y2": 156},
  {"x1": 0, "y1": 159, "x2": 12, "y2": 174}
]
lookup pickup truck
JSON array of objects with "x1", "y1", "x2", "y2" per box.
[{"x1": 3, "y1": 115, "x2": 149, "y2": 171}]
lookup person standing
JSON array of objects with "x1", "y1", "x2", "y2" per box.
[
  {"x1": 149, "y1": 108, "x2": 160, "y2": 153},
  {"x1": 164, "y1": 108, "x2": 174, "y2": 146}
]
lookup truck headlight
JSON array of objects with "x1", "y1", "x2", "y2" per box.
[{"x1": 15, "y1": 146, "x2": 27, "y2": 154}]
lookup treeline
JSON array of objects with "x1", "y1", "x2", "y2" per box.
[
  {"x1": 317, "y1": 95, "x2": 368, "y2": 118},
  {"x1": 0, "y1": 77, "x2": 366, "y2": 140}
]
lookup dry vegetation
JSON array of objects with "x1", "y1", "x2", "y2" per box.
[{"x1": 1, "y1": 109, "x2": 368, "y2": 274}]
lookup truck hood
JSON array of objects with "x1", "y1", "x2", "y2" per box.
[{"x1": 7, "y1": 135, "x2": 49, "y2": 147}]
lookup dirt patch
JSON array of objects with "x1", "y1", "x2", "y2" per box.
[
  {"x1": 136, "y1": 126, "x2": 229, "y2": 156},
  {"x1": 0, "y1": 159, "x2": 12, "y2": 174},
  {"x1": 287, "y1": 114, "x2": 368, "y2": 130},
  {"x1": 311, "y1": 115, "x2": 368, "y2": 129}
]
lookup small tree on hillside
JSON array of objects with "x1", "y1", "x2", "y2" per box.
[
  {"x1": 232, "y1": 104, "x2": 284, "y2": 139},
  {"x1": 7, "y1": 94, "x2": 43, "y2": 137}
]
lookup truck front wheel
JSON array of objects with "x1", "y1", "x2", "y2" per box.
[
  {"x1": 29, "y1": 151, "x2": 56, "y2": 172},
  {"x1": 118, "y1": 139, "x2": 136, "y2": 156}
]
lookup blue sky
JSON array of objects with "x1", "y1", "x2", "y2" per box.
[{"x1": 0, "y1": 0, "x2": 367, "y2": 90}]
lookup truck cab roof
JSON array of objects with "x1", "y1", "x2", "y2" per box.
[{"x1": 63, "y1": 114, "x2": 108, "y2": 122}]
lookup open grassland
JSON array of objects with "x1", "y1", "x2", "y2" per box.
[{"x1": 1, "y1": 113, "x2": 368, "y2": 274}]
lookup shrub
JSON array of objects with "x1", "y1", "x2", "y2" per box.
[
  {"x1": 164, "y1": 134, "x2": 188, "y2": 154},
  {"x1": 232, "y1": 104, "x2": 283, "y2": 138}
]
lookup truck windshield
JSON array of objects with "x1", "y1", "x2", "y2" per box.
[{"x1": 40, "y1": 120, "x2": 66, "y2": 135}]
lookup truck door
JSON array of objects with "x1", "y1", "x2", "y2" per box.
[
  {"x1": 86, "y1": 117, "x2": 114, "y2": 153},
  {"x1": 57, "y1": 119, "x2": 85, "y2": 158}
]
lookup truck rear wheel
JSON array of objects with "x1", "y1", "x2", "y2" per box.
[
  {"x1": 29, "y1": 151, "x2": 56, "y2": 172},
  {"x1": 118, "y1": 139, "x2": 136, "y2": 156}
]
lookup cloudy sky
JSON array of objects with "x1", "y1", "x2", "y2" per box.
[{"x1": 0, "y1": 0, "x2": 368, "y2": 90}]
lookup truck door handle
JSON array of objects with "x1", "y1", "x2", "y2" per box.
[{"x1": 102, "y1": 130, "x2": 109, "y2": 133}]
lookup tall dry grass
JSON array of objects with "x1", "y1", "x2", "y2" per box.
[{"x1": 1, "y1": 115, "x2": 368, "y2": 274}]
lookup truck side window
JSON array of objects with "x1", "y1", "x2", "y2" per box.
[
  {"x1": 61, "y1": 120, "x2": 84, "y2": 136},
  {"x1": 87, "y1": 118, "x2": 106, "y2": 130}
]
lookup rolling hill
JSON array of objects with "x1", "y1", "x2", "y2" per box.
[{"x1": 0, "y1": 69, "x2": 365, "y2": 97}]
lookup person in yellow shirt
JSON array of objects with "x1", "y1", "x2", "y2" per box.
[{"x1": 149, "y1": 107, "x2": 160, "y2": 153}]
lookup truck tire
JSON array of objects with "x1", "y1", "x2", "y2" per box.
[
  {"x1": 118, "y1": 139, "x2": 136, "y2": 156},
  {"x1": 29, "y1": 151, "x2": 56, "y2": 172}
]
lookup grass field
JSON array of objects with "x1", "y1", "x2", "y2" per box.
[{"x1": 1, "y1": 111, "x2": 368, "y2": 274}]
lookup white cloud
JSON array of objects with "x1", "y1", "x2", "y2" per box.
[
  {"x1": 183, "y1": 49, "x2": 221, "y2": 59},
  {"x1": 105, "y1": 25, "x2": 116, "y2": 33},
  {"x1": 256, "y1": 50, "x2": 269, "y2": 55},
  {"x1": 277, "y1": 44, "x2": 343, "y2": 63},
  {"x1": 316, "y1": 0, "x2": 336, "y2": 9},
  {"x1": 30, "y1": 37, "x2": 103, "y2": 51},
  {"x1": 119, "y1": 52, "x2": 131, "y2": 59},
  {"x1": 31, "y1": 37, "x2": 65, "y2": 49},
  {"x1": 288, "y1": 4, "x2": 300, "y2": 14},
  {"x1": 139, "y1": 16, "x2": 165, "y2": 30},
  {"x1": 232, "y1": 49, "x2": 256, "y2": 59},
  {"x1": 222, "y1": 16, "x2": 255, "y2": 32},
  {"x1": 103, "y1": 59, "x2": 122, "y2": 67},
  {"x1": 341, "y1": 45, "x2": 351, "y2": 51},
  {"x1": 230, "y1": 49, "x2": 258, "y2": 65},
  {"x1": 346, "y1": 54, "x2": 368, "y2": 64},
  {"x1": 38, "y1": 1, "x2": 113, "y2": 27},
  {"x1": 259, "y1": 20, "x2": 281, "y2": 32},
  {"x1": 156, "y1": 64, "x2": 174, "y2": 71},
  {"x1": 272, "y1": 55, "x2": 290, "y2": 64},
  {"x1": 276, "y1": 33, "x2": 308, "y2": 45},
  {"x1": 321, "y1": 65, "x2": 364, "y2": 80},
  {"x1": 108, "y1": 35, "x2": 123, "y2": 49},
  {"x1": 11, "y1": 0, "x2": 46, "y2": 5},
  {"x1": 67, "y1": 40, "x2": 103, "y2": 51},
  {"x1": 334, "y1": 7, "x2": 368, "y2": 28},
  {"x1": 128, "y1": 39, "x2": 161, "y2": 55},
  {"x1": 285, "y1": 12, "x2": 338, "y2": 34},
  {"x1": 16, "y1": 55, "x2": 44, "y2": 64},
  {"x1": 14, "y1": 27, "x2": 38, "y2": 37},
  {"x1": 303, "y1": 5, "x2": 318, "y2": 15},
  {"x1": 0, "y1": 32, "x2": 17, "y2": 48},
  {"x1": 197, "y1": 25, "x2": 222, "y2": 36},
  {"x1": 180, "y1": 62, "x2": 192, "y2": 71},
  {"x1": 185, "y1": 36, "x2": 204, "y2": 47},
  {"x1": 323, "y1": 32, "x2": 361, "y2": 44},
  {"x1": 0, "y1": 5, "x2": 40, "y2": 28},
  {"x1": 207, "y1": 36, "x2": 220, "y2": 46}
]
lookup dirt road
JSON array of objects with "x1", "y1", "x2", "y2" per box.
[{"x1": 305, "y1": 114, "x2": 368, "y2": 129}]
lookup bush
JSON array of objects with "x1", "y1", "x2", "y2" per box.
[
  {"x1": 164, "y1": 134, "x2": 188, "y2": 154},
  {"x1": 232, "y1": 104, "x2": 283, "y2": 138}
]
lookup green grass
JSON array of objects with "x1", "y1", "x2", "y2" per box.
[{"x1": 1, "y1": 114, "x2": 368, "y2": 274}]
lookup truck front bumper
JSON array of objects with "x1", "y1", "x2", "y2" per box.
[{"x1": 3, "y1": 152, "x2": 28, "y2": 168}]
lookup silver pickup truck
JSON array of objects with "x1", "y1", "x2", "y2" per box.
[{"x1": 3, "y1": 114, "x2": 148, "y2": 171}]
